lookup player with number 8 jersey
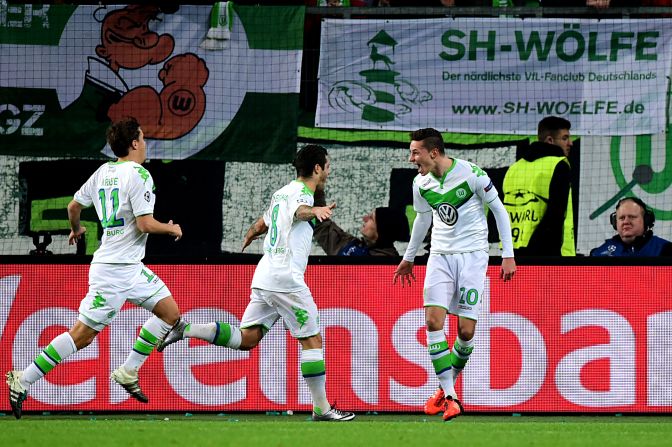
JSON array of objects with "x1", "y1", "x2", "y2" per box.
[
  {"x1": 250, "y1": 180, "x2": 315, "y2": 292},
  {"x1": 154, "y1": 145, "x2": 355, "y2": 422}
]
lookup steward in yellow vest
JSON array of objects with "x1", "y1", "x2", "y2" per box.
[{"x1": 502, "y1": 116, "x2": 576, "y2": 256}]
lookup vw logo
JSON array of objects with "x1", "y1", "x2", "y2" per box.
[{"x1": 437, "y1": 203, "x2": 458, "y2": 226}]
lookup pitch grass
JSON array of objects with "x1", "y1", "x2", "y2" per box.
[{"x1": 2, "y1": 413, "x2": 672, "y2": 447}]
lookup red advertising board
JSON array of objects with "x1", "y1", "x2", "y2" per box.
[{"x1": 1, "y1": 264, "x2": 671, "y2": 413}]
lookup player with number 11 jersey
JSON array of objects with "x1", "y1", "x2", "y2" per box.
[{"x1": 75, "y1": 160, "x2": 155, "y2": 264}]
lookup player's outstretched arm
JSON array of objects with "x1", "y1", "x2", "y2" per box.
[
  {"x1": 296, "y1": 203, "x2": 336, "y2": 222},
  {"x1": 393, "y1": 260, "x2": 416, "y2": 287},
  {"x1": 136, "y1": 214, "x2": 182, "y2": 241},
  {"x1": 242, "y1": 216, "x2": 268, "y2": 252},
  {"x1": 67, "y1": 199, "x2": 87, "y2": 245}
]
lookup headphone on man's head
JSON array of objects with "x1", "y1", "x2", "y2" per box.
[{"x1": 609, "y1": 197, "x2": 655, "y2": 231}]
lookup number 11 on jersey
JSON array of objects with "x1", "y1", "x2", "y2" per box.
[{"x1": 98, "y1": 188, "x2": 124, "y2": 228}]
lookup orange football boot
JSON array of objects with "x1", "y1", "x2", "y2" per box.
[
  {"x1": 424, "y1": 387, "x2": 445, "y2": 415},
  {"x1": 442, "y1": 396, "x2": 464, "y2": 421}
]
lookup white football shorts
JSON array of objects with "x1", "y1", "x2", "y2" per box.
[
  {"x1": 241, "y1": 288, "x2": 320, "y2": 338},
  {"x1": 78, "y1": 263, "x2": 172, "y2": 331},
  {"x1": 423, "y1": 251, "x2": 488, "y2": 321}
]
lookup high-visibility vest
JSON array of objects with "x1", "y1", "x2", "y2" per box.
[{"x1": 503, "y1": 156, "x2": 575, "y2": 256}]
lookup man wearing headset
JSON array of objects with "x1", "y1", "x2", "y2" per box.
[{"x1": 591, "y1": 197, "x2": 672, "y2": 256}]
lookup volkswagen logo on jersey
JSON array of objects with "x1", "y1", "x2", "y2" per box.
[{"x1": 437, "y1": 203, "x2": 458, "y2": 226}]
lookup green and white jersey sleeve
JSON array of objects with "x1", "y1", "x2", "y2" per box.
[
  {"x1": 74, "y1": 161, "x2": 155, "y2": 264},
  {"x1": 251, "y1": 180, "x2": 315, "y2": 292},
  {"x1": 413, "y1": 158, "x2": 498, "y2": 255}
]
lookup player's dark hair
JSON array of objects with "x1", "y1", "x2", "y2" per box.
[
  {"x1": 106, "y1": 117, "x2": 141, "y2": 157},
  {"x1": 293, "y1": 144, "x2": 328, "y2": 178},
  {"x1": 410, "y1": 128, "x2": 444, "y2": 154},
  {"x1": 538, "y1": 116, "x2": 571, "y2": 141}
]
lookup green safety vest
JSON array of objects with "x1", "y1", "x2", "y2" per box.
[{"x1": 502, "y1": 156, "x2": 575, "y2": 256}]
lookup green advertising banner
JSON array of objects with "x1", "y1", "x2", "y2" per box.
[{"x1": 0, "y1": 3, "x2": 303, "y2": 162}]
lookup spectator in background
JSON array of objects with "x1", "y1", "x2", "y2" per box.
[
  {"x1": 502, "y1": 116, "x2": 575, "y2": 256},
  {"x1": 591, "y1": 197, "x2": 672, "y2": 256},
  {"x1": 316, "y1": 0, "x2": 377, "y2": 5},
  {"x1": 541, "y1": 1, "x2": 641, "y2": 7},
  {"x1": 378, "y1": 1, "x2": 455, "y2": 6},
  {"x1": 313, "y1": 189, "x2": 410, "y2": 255},
  {"x1": 378, "y1": 1, "x2": 534, "y2": 5}
]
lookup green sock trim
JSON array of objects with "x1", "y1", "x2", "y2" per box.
[
  {"x1": 301, "y1": 360, "x2": 325, "y2": 376},
  {"x1": 133, "y1": 339, "x2": 154, "y2": 355},
  {"x1": 214, "y1": 322, "x2": 232, "y2": 347},
  {"x1": 450, "y1": 351, "x2": 468, "y2": 369},
  {"x1": 313, "y1": 406, "x2": 324, "y2": 415},
  {"x1": 44, "y1": 344, "x2": 62, "y2": 363},
  {"x1": 431, "y1": 354, "x2": 452, "y2": 375},
  {"x1": 139, "y1": 328, "x2": 159, "y2": 345},
  {"x1": 35, "y1": 354, "x2": 56, "y2": 374},
  {"x1": 453, "y1": 340, "x2": 474, "y2": 356},
  {"x1": 428, "y1": 340, "x2": 449, "y2": 354}
]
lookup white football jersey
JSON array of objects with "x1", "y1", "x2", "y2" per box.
[
  {"x1": 413, "y1": 158, "x2": 498, "y2": 254},
  {"x1": 251, "y1": 181, "x2": 315, "y2": 292},
  {"x1": 74, "y1": 161, "x2": 155, "y2": 264}
]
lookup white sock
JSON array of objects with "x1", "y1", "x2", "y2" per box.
[
  {"x1": 301, "y1": 348, "x2": 330, "y2": 414},
  {"x1": 451, "y1": 336, "x2": 475, "y2": 384},
  {"x1": 427, "y1": 329, "x2": 456, "y2": 399},
  {"x1": 184, "y1": 322, "x2": 217, "y2": 342},
  {"x1": 122, "y1": 316, "x2": 172, "y2": 372},
  {"x1": 193, "y1": 322, "x2": 242, "y2": 349},
  {"x1": 22, "y1": 332, "x2": 77, "y2": 388}
]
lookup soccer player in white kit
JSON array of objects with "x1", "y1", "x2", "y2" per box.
[
  {"x1": 156, "y1": 145, "x2": 355, "y2": 422},
  {"x1": 6, "y1": 117, "x2": 184, "y2": 419},
  {"x1": 393, "y1": 128, "x2": 516, "y2": 421}
]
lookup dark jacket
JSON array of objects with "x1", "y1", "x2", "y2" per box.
[
  {"x1": 590, "y1": 232, "x2": 672, "y2": 257},
  {"x1": 312, "y1": 188, "x2": 408, "y2": 256},
  {"x1": 313, "y1": 220, "x2": 400, "y2": 256},
  {"x1": 511, "y1": 141, "x2": 571, "y2": 256}
]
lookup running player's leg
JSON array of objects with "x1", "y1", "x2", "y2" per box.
[
  {"x1": 157, "y1": 288, "x2": 273, "y2": 351},
  {"x1": 112, "y1": 265, "x2": 174, "y2": 402},
  {"x1": 275, "y1": 289, "x2": 353, "y2": 421},
  {"x1": 6, "y1": 263, "x2": 124, "y2": 419},
  {"x1": 120, "y1": 296, "x2": 178, "y2": 373},
  {"x1": 6, "y1": 320, "x2": 97, "y2": 419}
]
